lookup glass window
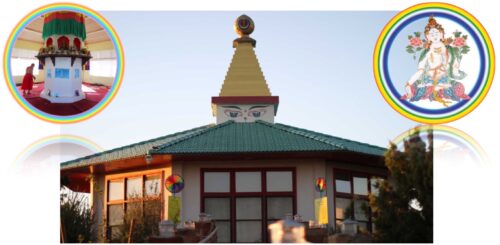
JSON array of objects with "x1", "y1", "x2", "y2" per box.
[
  {"x1": 335, "y1": 197, "x2": 351, "y2": 220},
  {"x1": 236, "y1": 221, "x2": 262, "y2": 242},
  {"x1": 144, "y1": 200, "x2": 162, "y2": 223},
  {"x1": 108, "y1": 204, "x2": 124, "y2": 226},
  {"x1": 370, "y1": 177, "x2": 382, "y2": 196},
  {"x1": 126, "y1": 202, "x2": 142, "y2": 218},
  {"x1": 353, "y1": 177, "x2": 368, "y2": 195},
  {"x1": 215, "y1": 221, "x2": 231, "y2": 243},
  {"x1": 267, "y1": 197, "x2": 293, "y2": 220},
  {"x1": 354, "y1": 200, "x2": 369, "y2": 221},
  {"x1": 108, "y1": 180, "x2": 124, "y2": 201},
  {"x1": 335, "y1": 172, "x2": 351, "y2": 193},
  {"x1": 204, "y1": 198, "x2": 230, "y2": 220},
  {"x1": 204, "y1": 172, "x2": 230, "y2": 193},
  {"x1": 236, "y1": 197, "x2": 261, "y2": 219},
  {"x1": 145, "y1": 175, "x2": 160, "y2": 197},
  {"x1": 266, "y1": 171, "x2": 293, "y2": 192},
  {"x1": 127, "y1": 177, "x2": 142, "y2": 199},
  {"x1": 235, "y1": 172, "x2": 261, "y2": 192}
]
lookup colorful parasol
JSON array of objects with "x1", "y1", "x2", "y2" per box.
[
  {"x1": 165, "y1": 174, "x2": 184, "y2": 194},
  {"x1": 315, "y1": 178, "x2": 326, "y2": 193}
]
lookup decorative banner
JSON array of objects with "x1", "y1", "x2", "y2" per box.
[
  {"x1": 3, "y1": 3, "x2": 125, "y2": 124},
  {"x1": 315, "y1": 177, "x2": 326, "y2": 193},
  {"x1": 373, "y1": 3, "x2": 494, "y2": 124},
  {"x1": 168, "y1": 196, "x2": 181, "y2": 224},
  {"x1": 314, "y1": 197, "x2": 328, "y2": 225},
  {"x1": 165, "y1": 174, "x2": 185, "y2": 194}
]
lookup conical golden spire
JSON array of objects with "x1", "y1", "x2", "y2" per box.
[{"x1": 218, "y1": 15, "x2": 272, "y2": 96}]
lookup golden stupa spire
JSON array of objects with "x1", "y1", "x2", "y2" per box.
[{"x1": 218, "y1": 15, "x2": 272, "y2": 96}]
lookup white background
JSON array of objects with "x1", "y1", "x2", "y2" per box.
[{"x1": 0, "y1": 0, "x2": 498, "y2": 244}]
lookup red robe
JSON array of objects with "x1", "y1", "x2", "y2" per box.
[{"x1": 21, "y1": 67, "x2": 34, "y2": 90}]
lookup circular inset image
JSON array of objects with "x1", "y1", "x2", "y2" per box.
[
  {"x1": 374, "y1": 3, "x2": 494, "y2": 124},
  {"x1": 3, "y1": 3, "x2": 124, "y2": 123}
]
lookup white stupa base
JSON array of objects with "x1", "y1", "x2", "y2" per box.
[{"x1": 40, "y1": 90, "x2": 85, "y2": 103}]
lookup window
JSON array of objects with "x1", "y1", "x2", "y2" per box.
[
  {"x1": 10, "y1": 48, "x2": 39, "y2": 76},
  {"x1": 105, "y1": 171, "x2": 163, "y2": 240},
  {"x1": 202, "y1": 168, "x2": 295, "y2": 243},
  {"x1": 333, "y1": 169, "x2": 385, "y2": 233}
]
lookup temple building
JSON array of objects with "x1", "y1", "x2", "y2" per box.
[
  {"x1": 12, "y1": 11, "x2": 116, "y2": 115},
  {"x1": 61, "y1": 15, "x2": 387, "y2": 243}
]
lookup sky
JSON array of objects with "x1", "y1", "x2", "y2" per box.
[{"x1": 61, "y1": 11, "x2": 417, "y2": 150}]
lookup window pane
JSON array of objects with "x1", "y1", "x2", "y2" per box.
[
  {"x1": 236, "y1": 221, "x2": 262, "y2": 242},
  {"x1": 108, "y1": 180, "x2": 124, "y2": 201},
  {"x1": 370, "y1": 177, "x2": 382, "y2": 196},
  {"x1": 335, "y1": 172, "x2": 351, "y2": 194},
  {"x1": 358, "y1": 222, "x2": 369, "y2": 233},
  {"x1": 353, "y1": 177, "x2": 368, "y2": 195},
  {"x1": 236, "y1": 172, "x2": 261, "y2": 192},
  {"x1": 215, "y1": 221, "x2": 230, "y2": 243},
  {"x1": 267, "y1": 197, "x2": 293, "y2": 220},
  {"x1": 108, "y1": 204, "x2": 124, "y2": 226},
  {"x1": 145, "y1": 175, "x2": 160, "y2": 197},
  {"x1": 335, "y1": 197, "x2": 351, "y2": 220},
  {"x1": 266, "y1": 171, "x2": 293, "y2": 192},
  {"x1": 236, "y1": 197, "x2": 261, "y2": 219},
  {"x1": 204, "y1": 172, "x2": 230, "y2": 193},
  {"x1": 126, "y1": 202, "x2": 142, "y2": 218},
  {"x1": 204, "y1": 198, "x2": 230, "y2": 220},
  {"x1": 354, "y1": 200, "x2": 369, "y2": 221},
  {"x1": 127, "y1": 177, "x2": 142, "y2": 199},
  {"x1": 144, "y1": 200, "x2": 162, "y2": 228},
  {"x1": 109, "y1": 226, "x2": 123, "y2": 241}
]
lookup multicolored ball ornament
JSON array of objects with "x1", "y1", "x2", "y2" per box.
[
  {"x1": 165, "y1": 174, "x2": 185, "y2": 194},
  {"x1": 315, "y1": 178, "x2": 326, "y2": 193}
]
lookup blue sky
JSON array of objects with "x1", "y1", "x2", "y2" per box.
[{"x1": 61, "y1": 11, "x2": 416, "y2": 149}]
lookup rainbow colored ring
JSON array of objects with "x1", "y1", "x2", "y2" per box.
[
  {"x1": 373, "y1": 2, "x2": 495, "y2": 124},
  {"x1": 13, "y1": 134, "x2": 103, "y2": 171},
  {"x1": 391, "y1": 125, "x2": 488, "y2": 164},
  {"x1": 3, "y1": 3, "x2": 125, "y2": 124}
]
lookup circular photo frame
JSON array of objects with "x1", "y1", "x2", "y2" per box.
[
  {"x1": 3, "y1": 3, "x2": 125, "y2": 123},
  {"x1": 373, "y1": 3, "x2": 494, "y2": 124}
]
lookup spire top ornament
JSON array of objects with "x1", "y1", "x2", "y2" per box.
[{"x1": 233, "y1": 14, "x2": 256, "y2": 47}]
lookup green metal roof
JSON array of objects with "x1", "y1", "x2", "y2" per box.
[
  {"x1": 60, "y1": 124, "x2": 213, "y2": 170},
  {"x1": 150, "y1": 120, "x2": 386, "y2": 155},
  {"x1": 61, "y1": 121, "x2": 385, "y2": 170}
]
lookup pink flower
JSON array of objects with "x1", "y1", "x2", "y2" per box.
[
  {"x1": 409, "y1": 37, "x2": 423, "y2": 48},
  {"x1": 452, "y1": 37, "x2": 466, "y2": 47}
]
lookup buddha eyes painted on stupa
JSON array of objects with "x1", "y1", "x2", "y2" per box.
[{"x1": 222, "y1": 105, "x2": 268, "y2": 119}]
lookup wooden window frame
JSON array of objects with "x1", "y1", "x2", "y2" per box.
[
  {"x1": 104, "y1": 169, "x2": 165, "y2": 240},
  {"x1": 333, "y1": 168, "x2": 386, "y2": 233},
  {"x1": 201, "y1": 168, "x2": 297, "y2": 243}
]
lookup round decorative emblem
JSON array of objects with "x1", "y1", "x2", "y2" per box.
[{"x1": 373, "y1": 3, "x2": 494, "y2": 124}]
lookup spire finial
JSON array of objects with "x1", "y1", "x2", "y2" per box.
[{"x1": 233, "y1": 14, "x2": 256, "y2": 48}]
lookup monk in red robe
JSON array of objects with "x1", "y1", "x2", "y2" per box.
[{"x1": 21, "y1": 63, "x2": 36, "y2": 96}]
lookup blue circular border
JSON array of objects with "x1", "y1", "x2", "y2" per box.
[{"x1": 381, "y1": 11, "x2": 486, "y2": 116}]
